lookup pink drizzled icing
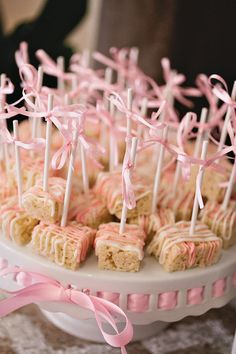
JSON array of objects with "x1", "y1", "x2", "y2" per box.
[
  {"x1": 95, "y1": 222, "x2": 146, "y2": 258},
  {"x1": 201, "y1": 200, "x2": 236, "y2": 244},
  {"x1": 148, "y1": 221, "x2": 222, "y2": 270},
  {"x1": 32, "y1": 222, "x2": 95, "y2": 264},
  {"x1": 23, "y1": 177, "x2": 66, "y2": 204},
  {"x1": 75, "y1": 192, "x2": 109, "y2": 226},
  {"x1": 94, "y1": 171, "x2": 150, "y2": 214}
]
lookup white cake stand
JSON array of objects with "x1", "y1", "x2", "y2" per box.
[{"x1": 0, "y1": 236, "x2": 236, "y2": 342}]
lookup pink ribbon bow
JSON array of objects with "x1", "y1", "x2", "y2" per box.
[
  {"x1": 0, "y1": 267, "x2": 133, "y2": 354},
  {"x1": 209, "y1": 74, "x2": 236, "y2": 131},
  {"x1": 161, "y1": 58, "x2": 201, "y2": 109},
  {"x1": 15, "y1": 41, "x2": 29, "y2": 68},
  {"x1": 196, "y1": 74, "x2": 217, "y2": 112},
  {"x1": 109, "y1": 91, "x2": 166, "y2": 132},
  {"x1": 0, "y1": 126, "x2": 45, "y2": 150},
  {"x1": 0, "y1": 77, "x2": 14, "y2": 97},
  {"x1": 51, "y1": 107, "x2": 104, "y2": 170},
  {"x1": 36, "y1": 49, "x2": 74, "y2": 81}
]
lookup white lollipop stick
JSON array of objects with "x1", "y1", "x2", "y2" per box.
[
  {"x1": 119, "y1": 137, "x2": 138, "y2": 234},
  {"x1": 109, "y1": 100, "x2": 115, "y2": 172},
  {"x1": 13, "y1": 120, "x2": 23, "y2": 207},
  {"x1": 218, "y1": 80, "x2": 236, "y2": 154},
  {"x1": 100, "y1": 67, "x2": 113, "y2": 148},
  {"x1": 57, "y1": 56, "x2": 65, "y2": 93},
  {"x1": 79, "y1": 115, "x2": 89, "y2": 195},
  {"x1": 71, "y1": 75, "x2": 78, "y2": 104},
  {"x1": 137, "y1": 97, "x2": 148, "y2": 139},
  {"x1": 82, "y1": 49, "x2": 90, "y2": 69},
  {"x1": 117, "y1": 50, "x2": 126, "y2": 88},
  {"x1": 32, "y1": 66, "x2": 43, "y2": 140},
  {"x1": 190, "y1": 140, "x2": 208, "y2": 235},
  {"x1": 0, "y1": 74, "x2": 10, "y2": 173},
  {"x1": 127, "y1": 88, "x2": 133, "y2": 136},
  {"x1": 43, "y1": 94, "x2": 53, "y2": 192},
  {"x1": 152, "y1": 126, "x2": 169, "y2": 213},
  {"x1": 130, "y1": 47, "x2": 139, "y2": 65},
  {"x1": 194, "y1": 107, "x2": 208, "y2": 158},
  {"x1": 103, "y1": 67, "x2": 113, "y2": 108},
  {"x1": 222, "y1": 159, "x2": 236, "y2": 210},
  {"x1": 61, "y1": 127, "x2": 79, "y2": 227},
  {"x1": 172, "y1": 112, "x2": 191, "y2": 194}
]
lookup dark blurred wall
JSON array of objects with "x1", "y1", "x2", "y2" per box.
[
  {"x1": 97, "y1": 0, "x2": 236, "y2": 89},
  {"x1": 97, "y1": 0, "x2": 176, "y2": 81}
]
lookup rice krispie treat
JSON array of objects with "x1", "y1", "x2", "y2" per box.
[
  {"x1": 200, "y1": 200, "x2": 236, "y2": 249},
  {"x1": 74, "y1": 192, "x2": 113, "y2": 229},
  {"x1": 31, "y1": 222, "x2": 96, "y2": 270},
  {"x1": 147, "y1": 221, "x2": 222, "y2": 272},
  {"x1": 95, "y1": 222, "x2": 146, "y2": 272},
  {"x1": 186, "y1": 165, "x2": 227, "y2": 202},
  {"x1": 158, "y1": 187, "x2": 194, "y2": 221},
  {"x1": 22, "y1": 177, "x2": 66, "y2": 224},
  {"x1": 8, "y1": 154, "x2": 47, "y2": 192},
  {"x1": 94, "y1": 171, "x2": 152, "y2": 219},
  {"x1": 0, "y1": 197, "x2": 38, "y2": 245},
  {"x1": 128, "y1": 207, "x2": 175, "y2": 244}
]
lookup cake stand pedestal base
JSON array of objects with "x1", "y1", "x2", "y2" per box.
[{"x1": 41, "y1": 309, "x2": 168, "y2": 343}]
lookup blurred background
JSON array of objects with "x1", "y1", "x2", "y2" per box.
[{"x1": 0, "y1": 0, "x2": 236, "y2": 88}]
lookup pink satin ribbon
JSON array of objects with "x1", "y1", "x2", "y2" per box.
[
  {"x1": 15, "y1": 41, "x2": 29, "y2": 68},
  {"x1": 161, "y1": 58, "x2": 201, "y2": 109},
  {"x1": 0, "y1": 267, "x2": 133, "y2": 354},
  {"x1": 109, "y1": 91, "x2": 166, "y2": 131},
  {"x1": 36, "y1": 49, "x2": 74, "y2": 81},
  {"x1": 50, "y1": 108, "x2": 104, "y2": 170},
  {"x1": 0, "y1": 126, "x2": 45, "y2": 150},
  {"x1": 209, "y1": 74, "x2": 236, "y2": 130},
  {"x1": 196, "y1": 74, "x2": 217, "y2": 112}
]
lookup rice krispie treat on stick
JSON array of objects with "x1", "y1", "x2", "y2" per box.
[
  {"x1": 74, "y1": 192, "x2": 113, "y2": 229},
  {"x1": 186, "y1": 165, "x2": 226, "y2": 202},
  {"x1": 201, "y1": 158, "x2": 236, "y2": 248},
  {"x1": 94, "y1": 171, "x2": 152, "y2": 219},
  {"x1": 0, "y1": 196, "x2": 38, "y2": 245},
  {"x1": 158, "y1": 187, "x2": 194, "y2": 221},
  {"x1": 149, "y1": 140, "x2": 222, "y2": 271},
  {"x1": 31, "y1": 222, "x2": 95, "y2": 269},
  {"x1": 22, "y1": 177, "x2": 66, "y2": 224},
  {"x1": 128, "y1": 126, "x2": 175, "y2": 243},
  {"x1": 128, "y1": 208, "x2": 175, "y2": 244},
  {"x1": 200, "y1": 200, "x2": 236, "y2": 249},
  {"x1": 95, "y1": 222, "x2": 146, "y2": 272},
  {"x1": 147, "y1": 221, "x2": 222, "y2": 272}
]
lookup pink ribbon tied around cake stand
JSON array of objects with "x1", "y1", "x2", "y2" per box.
[{"x1": 0, "y1": 267, "x2": 133, "y2": 354}]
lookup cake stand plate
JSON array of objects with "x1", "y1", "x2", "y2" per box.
[{"x1": 0, "y1": 236, "x2": 236, "y2": 342}]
